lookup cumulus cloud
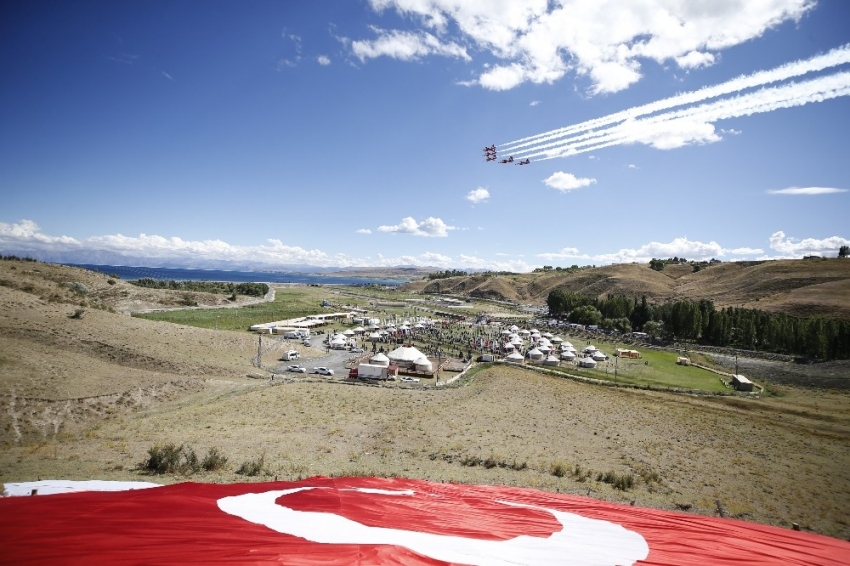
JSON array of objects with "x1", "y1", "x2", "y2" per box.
[
  {"x1": 466, "y1": 187, "x2": 490, "y2": 204},
  {"x1": 351, "y1": 27, "x2": 470, "y2": 62},
  {"x1": 537, "y1": 247, "x2": 585, "y2": 261},
  {"x1": 0, "y1": 219, "x2": 80, "y2": 248},
  {"x1": 358, "y1": 0, "x2": 814, "y2": 93},
  {"x1": 543, "y1": 171, "x2": 596, "y2": 193},
  {"x1": 767, "y1": 231, "x2": 850, "y2": 257},
  {"x1": 355, "y1": 228, "x2": 372, "y2": 234},
  {"x1": 317, "y1": 55, "x2": 331, "y2": 65},
  {"x1": 376, "y1": 216, "x2": 456, "y2": 237},
  {"x1": 767, "y1": 186, "x2": 848, "y2": 195}
]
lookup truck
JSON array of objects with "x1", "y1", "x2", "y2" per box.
[{"x1": 356, "y1": 363, "x2": 390, "y2": 381}]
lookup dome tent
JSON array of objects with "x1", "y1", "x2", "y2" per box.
[
  {"x1": 505, "y1": 352, "x2": 524, "y2": 363},
  {"x1": 369, "y1": 352, "x2": 390, "y2": 367}
]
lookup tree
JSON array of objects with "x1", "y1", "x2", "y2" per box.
[{"x1": 839, "y1": 245, "x2": 849, "y2": 258}]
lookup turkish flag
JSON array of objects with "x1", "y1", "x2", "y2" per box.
[{"x1": 1, "y1": 476, "x2": 848, "y2": 565}]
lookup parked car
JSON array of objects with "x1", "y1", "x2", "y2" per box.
[
  {"x1": 286, "y1": 365, "x2": 306, "y2": 373},
  {"x1": 281, "y1": 350, "x2": 300, "y2": 361},
  {"x1": 350, "y1": 347, "x2": 364, "y2": 353},
  {"x1": 400, "y1": 376, "x2": 420, "y2": 383},
  {"x1": 311, "y1": 367, "x2": 334, "y2": 376}
]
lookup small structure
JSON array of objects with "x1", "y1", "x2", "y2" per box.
[
  {"x1": 591, "y1": 350, "x2": 608, "y2": 362},
  {"x1": 506, "y1": 352, "x2": 525, "y2": 364},
  {"x1": 387, "y1": 345, "x2": 428, "y2": 368},
  {"x1": 414, "y1": 356, "x2": 433, "y2": 372},
  {"x1": 369, "y1": 352, "x2": 390, "y2": 367},
  {"x1": 616, "y1": 349, "x2": 642, "y2": 359},
  {"x1": 732, "y1": 374, "x2": 754, "y2": 392},
  {"x1": 560, "y1": 351, "x2": 576, "y2": 361},
  {"x1": 527, "y1": 347, "x2": 544, "y2": 361},
  {"x1": 578, "y1": 357, "x2": 598, "y2": 368},
  {"x1": 676, "y1": 356, "x2": 691, "y2": 366},
  {"x1": 542, "y1": 355, "x2": 560, "y2": 367}
]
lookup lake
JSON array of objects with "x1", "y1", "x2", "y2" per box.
[{"x1": 69, "y1": 264, "x2": 405, "y2": 286}]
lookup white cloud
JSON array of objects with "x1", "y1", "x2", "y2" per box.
[
  {"x1": 768, "y1": 231, "x2": 850, "y2": 257},
  {"x1": 543, "y1": 171, "x2": 596, "y2": 193},
  {"x1": 0, "y1": 219, "x2": 80, "y2": 248},
  {"x1": 675, "y1": 51, "x2": 716, "y2": 69},
  {"x1": 360, "y1": 0, "x2": 814, "y2": 93},
  {"x1": 317, "y1": 55, "x2": 331, "y2": 66},
  {"x1": 351, "y1": 27, "x2": 470, "y2": 62},
  {"x1": 161, "y1": 71, "x2": 174, "y2": 81},
  {"x1": 466, "y1": 187, "x2": 490, "y2": 204},
  {"x1": 628, "y1": 163, "x2": 637, "y2": 169},
  {"x1": 355, "y1": 228, "x2": 372, "y2": 234},
  {"x1": 376, "y1": 216, "x2": 456, "y2": 237},
  {"x1": 767, "y1": 186, "x2": 848, "y2": 195},
  {"x1": 537, "y1": 247, "x2": 585, "y2": 261},
  {"x1": 530, "y1": 100, "x2": 541, "y2": 106}
]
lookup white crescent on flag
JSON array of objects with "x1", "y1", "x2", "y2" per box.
[{"x1": 1, "y1": 476, "x2": 848, "y2": 565}]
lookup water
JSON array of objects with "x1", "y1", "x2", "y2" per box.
[{"x1": 69, "y1": 264, "x2": 405, "y2": 286}]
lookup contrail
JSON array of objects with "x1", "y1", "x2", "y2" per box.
[
  {"x1": 523, "y1": 71, "x2": 850, "y2": 161},
  {"x1": 498, "y1": 44, "x2": 850, "y2": 154}
]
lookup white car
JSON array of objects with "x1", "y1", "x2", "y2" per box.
[
  {"x1": 350, "y1": 347, "x2": 364, "y2": 353},
  {"x1": 401, "y1": 376, "x2": 420, "y2": 383},
  {"x1": 311, "y1": 367, "x2": 334, "y2": 376},
  {"x1": 286, "y1": 365, "x2": 306, "y2": 373}
]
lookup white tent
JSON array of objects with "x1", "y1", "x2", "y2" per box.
[
  {"x1": 542, "y1": 332, "x2": 554, "y2": 339},
  {"x1": 502, "y1": 342, "x2": 515, "y2": 351},
  {"x1": 343, "y1": 329, "x2": 355, "y2": 337},
  {"x1": 578, "y1": 357, "x2": 598, "y2": 368},
  {"x1": 519, "y1": 329, "x2": 531, "y2": 336},
  {"x1": 330, "y1": 336, "x2": 348, "y2": 350},
  {"x1": 551, "y1": 336, "x2": 564, "y2": 344},
  {"x1": 506, "y1": 352, "x2": 524, "y2": 363},
  {"x1": 592, "y1": 351, "x2": 608, "y2": 361},
  {"x1": 527, "y1": 348, "x2": 544, "y2": 360},
  {"x1": 368, "y1": 332, "x2": 382, "y2": 342},
  {"x1": 414, "y1": 356, "x2": 433, "y2": 372},
  {"x1": 542, "y1": 355, "x2": 560, "y2": 366},
  {"x1": 388, "y1": 345, "x2": 427, "y2": 367},
  {"x1": 560, "y1": 351, "x2": 576, "y2": 361},
  {"x1": 369, "y1": 352, "x2": 390, "y2": 367},
  {"x1": 582, "y1": 345, "x2": 598, "y2": 354},
  {"x1": 353, "y1": 326, "x2": 366, "y2": 334}
]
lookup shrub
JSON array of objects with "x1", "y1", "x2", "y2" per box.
[
  {"x1": 550, "y1": 461, "x2": 568, "y2": 477},
  {"x1": 201, "y1": 447, "x2": 228, "y2": 471},
  {"x1": 236, "y1": 453, "x2": 266, "y2": 476},
  {"x1": 141, "y1": 443, "x2": 201, "y2": 475},
  {"x1": 599, "y1": 470, "x2": 635, "y2": 491},
  {"x1": 66, "y1": 282, "x2": 88, "y2": 296},
  {"x1": 69, "y1": 308, "x2": 85, "y2": 319}
]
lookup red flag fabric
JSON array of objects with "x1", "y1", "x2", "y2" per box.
[{"x1": 1, "y1": 476, "x2": 848, "y2": 565}]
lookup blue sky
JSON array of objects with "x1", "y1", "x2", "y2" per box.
[{"x1": 2, "y1": 0, "x2": 849, "y2": 272}]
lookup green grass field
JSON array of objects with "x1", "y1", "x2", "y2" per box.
[
  {"x1": 135, "y1": 286, "x2": 329, "y2": 331},
  {"x1": 548, "y1": 344, "x2": 730, "y2": 392}
]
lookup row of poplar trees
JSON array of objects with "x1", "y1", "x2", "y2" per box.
[{"x1": 546, "y1": 290, "x2": 850, "y2": 360}]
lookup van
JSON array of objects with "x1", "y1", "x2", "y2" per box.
[{"x1": 281, "y1": 350, "x2": 300, "y2": 361}]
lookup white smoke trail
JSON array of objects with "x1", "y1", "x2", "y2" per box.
[
  {"x1": 498, "y1": 44, "x2": 850, "y2": 154},
  {"x1": 524, "y1": 71, "x2": 850, "y2": 161}
]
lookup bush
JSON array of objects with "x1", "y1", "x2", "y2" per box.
[
  {"x1": 598, "y1": 470, "x2": 635, "y2": 491},
  {"x1": 141, "y1": 443, "x2": 201, "y2": 475},
  {"x1": 550, "y1": 461, "x2": 568, "y2": 477},
  {"x1": 236, "y1": 453, "x2": 266, "y2": 476},
  {"x1": 69, "y1": 308, "x2": 85, "y2": 319},
  {"x1": 202, "y1": 447, "x2": 228, "y2": 471},
  {"x1": 66, "y1": 282, "x2": 88, "y2": 296}
]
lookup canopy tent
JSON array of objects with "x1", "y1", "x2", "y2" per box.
[
  {"x1": 368, "y1": 332, "x2": 382, "y2": 342},
  {"x1": 4, "y1": 477, "x2": 846, "y2": 565}
]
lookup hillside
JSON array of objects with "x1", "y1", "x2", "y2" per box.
[{"x1": 402, "y1": 259, "x2": 850, "y2": 320}]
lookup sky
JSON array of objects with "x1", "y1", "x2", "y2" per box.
[{"x1": 1, "y1": 0, "x2": 849, "y2": 272}]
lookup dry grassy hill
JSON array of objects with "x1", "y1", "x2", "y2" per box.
[
  {"x1": 402, "y1": 259, "x2": 850, "y2": 319},
  {"x1": 0, "y1": 260, "x2": 264, "y2": 444}
]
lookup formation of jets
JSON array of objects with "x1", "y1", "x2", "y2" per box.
[{"x1": 482, "y1": 145, "x2": 530, "y2": 166}]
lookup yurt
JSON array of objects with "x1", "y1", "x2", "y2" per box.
[
  {"x1": 542, "y1": 355, "x2": 560, "y2": 366},
  {"x1": 511, "y1": 336, "x2": 524, "y2": 347},
  {"x1": 519, "y1": 329, "x2": 531, "y2": 337},
  {"x1": 368, "y1": 332, "x2": 382, "y2": 342},
  {"x1": 527, "y1": 347, "x2": 544, "y2": 361},
  {"x1": 369, "y1": 352, "x2": 390, "y2": 367},
  {"x1": 542, "y1": 332, "x2": 554, "y2": 339},
  {"x1": 506, "y1": 352, "x2": 524, "y2": 363},
  {"x1": 538, "y1": 344, "x2": 552, "y2": 354},
  {"x1": 353, "y1": 326, "x2": 366, "y2": 335},
  {"x1": 578, "y1": 357, "x2": 598, "y2": 368},
  {"x1": 551, "y1": 336, "x2": 564, "y2": 344},
  {"x1": 560, "y1": 351, "x2": 576, "y2": 361},
  {"x1": 502, "y1": 342, "x2": 516, "y2": 351},
  {"x1": 562, "y1": 341, "x2": 574, "y2": 349},
  {"x1": 387, "y1": 345, "x2": 428, "y2": 368},
  {"x1": 582, "y1": 345, "x2": 598, "y2": 354},
  {"x1": 330, "y1": 335, "x2": 348, "y2": 350},
  {"x1": 592, "y1": 350, "x2": 608, "y2": 361},
  {"x1": 509, "y1": 325, "x2": 519, "y2": 332},
  {"x1": 343, "y1": 329, "x2": 355, "y2": 337},
  {"x1": 414, "y1": 356, "x2": 433, "y2": 372}
]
